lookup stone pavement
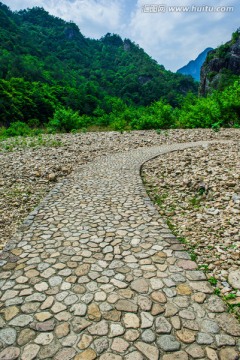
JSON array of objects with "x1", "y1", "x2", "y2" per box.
[{"x1": 0, "y1": 141, "x2": 239, "y2": 360}]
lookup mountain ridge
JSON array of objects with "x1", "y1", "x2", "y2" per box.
[
  {"x1": 0, "y1": 2, "x2": 198, "y2": 128},
  {"x1": 177, "y1": 48, "x2": 213, "y2": 81}
]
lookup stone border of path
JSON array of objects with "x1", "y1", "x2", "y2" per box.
[{"x1": 0, "y1": 140, "x2": 239, "y2": 360}]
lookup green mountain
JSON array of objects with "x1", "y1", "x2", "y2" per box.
[
  {"x1": 200, "y1": 30, "x2": 240, "y2": 95},
  {"x1": 0, "y1": 2, "x2": 197, "y2": 127}
]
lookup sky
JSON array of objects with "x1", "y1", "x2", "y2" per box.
[{"x1": 2, "y1": 0, "x2": 239, "y2": 71}]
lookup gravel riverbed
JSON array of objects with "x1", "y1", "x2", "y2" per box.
[
  {"x1": 1, "y1": 129, "x2": 239, "y2": 297},
  {"x1": 142, "y1": 142, "x2": 240, "y2": 303}
]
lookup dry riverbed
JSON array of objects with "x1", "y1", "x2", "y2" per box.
[
  {"x1": 0, "y1": 129, "x2": 239, "y2": 306},
  {"x1": 142, "y1": 141, "x2": 240, "y2": 315}
]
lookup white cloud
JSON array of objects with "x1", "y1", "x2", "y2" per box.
[
  {"x1": 1, "y1": 0, "x2": 239, "y2": 70},
  {"x1": 41, "y1": 0, "x2": 126, "y2": 39},
  {"x1": 128, "y1": 0, "x2": 239, "y2": 70}
]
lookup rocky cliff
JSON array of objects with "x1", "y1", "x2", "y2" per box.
[{"x1": 200, "y1": 30, "x2": 240, "y2": 95}]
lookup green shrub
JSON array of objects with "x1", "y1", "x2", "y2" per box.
[
  {"x1": 176, "y1": 81, "x2": 240, "y2": 128},
  {"x1": 5, "y1": 121, "x2": 31, "y2": 137},
  {"x1": 110, "y1": 118, "x2": 128, "y2": 132},
  {"x1": 48, "y1": 107, "x2": 82, "y2": 132}
]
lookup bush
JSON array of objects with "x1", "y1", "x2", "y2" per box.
[
  {"x1": 130, "y1": 101, "x2": 174, "y2": 130},
  {"x1": 110, "y1": 118, "x2": 128, "y2": 132},
  {"x1": 175, "y1": 81, "x2": 240, "y2": 128},
  {"x1": 5, "y1": 121, "x2": 31, "y2": 137},
  {"x1": 48, "y1": 107, "x2": 82, "y2": 132}
]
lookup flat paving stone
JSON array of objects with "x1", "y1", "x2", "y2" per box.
[{"x1": 0, "y1": 140, "x2": 238, "y2": 358}]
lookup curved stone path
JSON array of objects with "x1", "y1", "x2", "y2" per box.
[{"x1": 0, "y1": 141, "x2": 239, "y2": 360}]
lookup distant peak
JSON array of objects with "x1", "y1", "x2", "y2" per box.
[{"x1": 177, "y1": 48, "x2": 213, "y2": 81}]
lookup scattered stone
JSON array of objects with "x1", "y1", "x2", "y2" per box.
[
  {"x1": 155, "y1": 316, "x2": 172, "y2": 334},
  {"x1": 124, "y1": 329, "x2": 140, "y2": 342},
  {"x1": 115, "y1": 299, "x2": 138, "y2": 312},
  {"x1": 99, "y1": 354, "x2": 122, "y2": 360},
  {"x1": 75, "y1": 264, "x2": 91, "y2": 277},
  {"x1": 9, "y1": 314, "x2": 32, "y2": 327},
  {"x1": 151, "y1": 291, "x2": 167, "y2": 303},
  {"x1": 228, "y1": 270, "x2": 240, "y2": 289},
  {"x1": 21, "y1": 344, "x2": 40, "y2": 360},
  {"x1": 125, "y1": 352, "x2": 144, "y2": 360},
  {"x1": 135, "y1": 342, "x2": 159, "y2": 360},
  {"x1": 34, "y1": 320, "x2": 55, "y2": 332},
  {"x1": 196, "y1": 332, "x2": 214, "y2": 345},
  {"x1": 189, "y1": 281, "x2": 213, "y2": 294},
  {"x1": 162, "y1": 351, "x2": 188, "y2": 360},
  {"x1": 75, "y1": 349, "x2": 97, "y2": 360},
  {"x1": 17, "y1": 329, "x2": 36, "y2": 346},
  {"x1": 140, "y1": 312, "x2": 153, "y2": 328},
  {"x1": 123, "y1": 313, "x2": 140, "y2": 328},
  {"x1": 192, "y1": 293, "x2": 206, "y2": 304},
  {"x1": 88, "y1": 320, "x2": 108, "y2": 336},
  {"x1": 177, "y1": 283, "x2": 192, "y2": 295},
  {"x1": 0, "y1": 328, "x2": 17, "y2": 345},
  {"x1": 130, "y1": 279, "x2": 149, "y2": 293},
  {"x1": 217, "y1": 313, "x2": 240, "y2": 336},
  {"x1": 51, "y1": 302, "x2": 67, "y2": 314},
  {"x1": 176, "y1": 328, "x2": 196, "y2": 343},
  {"x1": 186, "y1": 344, "x2": 205, "y2": 358},
  {"x1": 164, "y1": 302, "x2": 178, "y2": 317},
  {"x1": 157, "y1": 335, "x2": 181, "y2": 352},
  {"x1": 216, "y1": 334, "x2": 236, "y2": 347},
  {"x1": 141, "y1": 329, "x2": 156, "y2": 343},
  {"x1": 206, "y1": 297, "x2": 227, "y2": 314},
  {"x1": 201, "y1": 319, "x2": 219, "y2": 334},
  {"x1": 177, "y1": 260, "x2": 197, "y2": 270},
  {"x1": 3, "y1": 306, "x2": 19, "y2": 321},
  {"x1": 55, "y1": 322, "x2": 70, "y2": 338},
  {"x1": 38, "y1": 337, "x2": 61, "y2": 359},
  {"x1": 35, "y1": 332, "x2": 54, "y2": 345},
  {"x1": 93, "y1": 337, "x2": 109, "y2": 354},
  {"x1": 54, "y1": 348, "x2": 76, "y2": 360},
  {"x1": 111, "y1": 338, "x2": 129, "y2": 352},
  {"x1": 72, "y1": 317, "x2": 91, "y2": 333},
  {"x1": 151, "y1": 303, "x2": 165, "y2": 315},
  {"x1": 88, "y1": 303, "x2": 101, "y2": 321},
  {"x1": 109, "y1": 324, "x2": 125, "y2": 338},
  {"x1": 205, "y1": 347, "x2": 218, "y2": 360},
  {"x1": 219, "y1": 347, "x2": 239, "y2": 360},
  {"x1": 138, "y1": 296, "x2": 152, "y2": 311},
  {"x1": 35, "y1": 312, "x2": 52, "y2": 322},
  {"x1": 0, "y1": 346, "x2": 20, "y2": 360}
]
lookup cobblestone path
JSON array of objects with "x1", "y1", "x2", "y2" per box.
[{"x1": 0, "y1": 141, "x2": 239, "y2": 360}]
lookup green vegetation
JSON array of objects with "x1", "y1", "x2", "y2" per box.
[
  {"x1": 208, "y1": 276, "x2": 218, "y2": 286},
  {"x1": 0, "y1": 3, "x2": 239, "y2": 138},
  {"x1": 198, "y1": 264, "x2": 209, "y2": 273}
]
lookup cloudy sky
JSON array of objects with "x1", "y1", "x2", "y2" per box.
[{"x1": 2, "y1": 0, "x2": 239, "y2": 71}]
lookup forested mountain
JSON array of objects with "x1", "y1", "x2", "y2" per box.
[
  {"x1": 200, "y1": 30, "x2": 240, "y2": 95},
  {"x1": 0, "y1": 2, "x2": 197, "y2": 127},
  {"x1": 177, "y1": 48, "x2": 213, "y2": 81},
  {"x1": 0, "y1": 3, "x2": 239, "y2": 134}
]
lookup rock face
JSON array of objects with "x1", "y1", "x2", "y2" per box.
[
  {"x1": 228, "y1": 270, "x2": 240, "y2": 290},
  {"x1": 200, "y1": 30, "x2": 240, "y2": 95},
  {"x1": 177, "y1": 47, "x2": 213, "y2": 81}
]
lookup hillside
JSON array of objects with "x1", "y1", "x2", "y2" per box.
[
  {"x1": 177, "y1": 48, "x2": 213, "y2": 81},
  {"x1": 0, "y1": 2, "x2": 198, "y2": 127},
  {"x1": 200, "y1": 30, "x2": 240, "y2": 95}
]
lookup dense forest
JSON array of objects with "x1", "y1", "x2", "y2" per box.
[{"x1": 0, "y1": 2, "x2": 239, "y2": 136}]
